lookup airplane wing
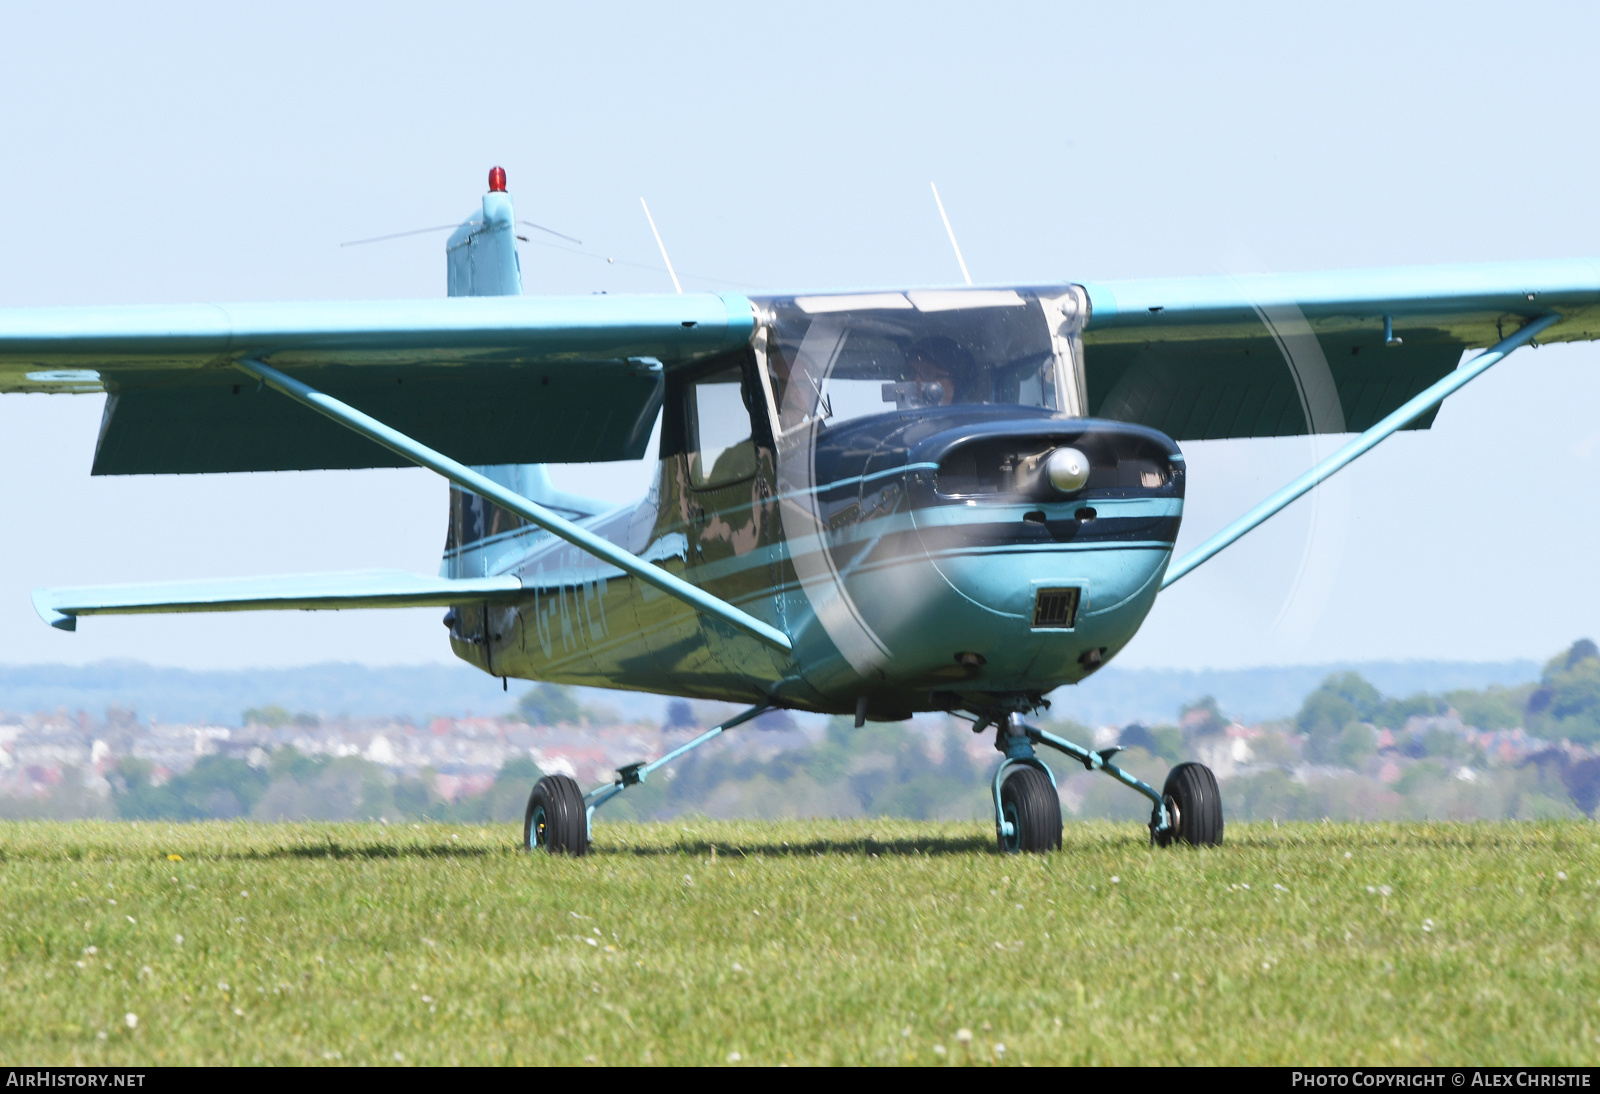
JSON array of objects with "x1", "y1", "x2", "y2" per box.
[
  {"x1": 32, "y1": 571, "x2": 525, "y2": 630},
  {"x1": 5, "y1": 259, "x2": 1595, "y2": 474},
  {"x1": 1078, "y1": 258, "x2": 1600, "y2": 440},
  {"x1": 0, "y1": 293, "x2": 752, "y2": 472}
]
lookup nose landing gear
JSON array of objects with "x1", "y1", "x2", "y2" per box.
[
  {"x1": 997, "y1": 764, "x2": 1062, "y2": 853},
  {"x1": 987, "y1": 714, "x2": 1224, "y2": 853}
]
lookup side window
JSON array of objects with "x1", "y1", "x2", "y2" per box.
[{"x1": 688, "y1": 365, "x2": 756, "y2": 488}]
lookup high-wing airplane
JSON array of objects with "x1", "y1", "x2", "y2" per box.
[{"x1": 2, "y1": 168, "x2": 1592, "y2": 854}]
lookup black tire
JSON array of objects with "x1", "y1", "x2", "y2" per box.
[
  {"x1": 523, "y1": 774, "x2": 590, "y2": 856},
  {"x1": 997, "y1": 764, "x2": 1062, "y2": 854},
  {"x1": 1153, "y1": 762, "x2": 1223, "y2": 847}
]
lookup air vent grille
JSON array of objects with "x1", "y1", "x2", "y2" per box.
[{"x1": 1033, "y1": 587, "x2": 1080, "y2": 629}]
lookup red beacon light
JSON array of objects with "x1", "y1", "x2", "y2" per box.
[{"x1": 488, "y1": 166, "x2": 507, "y2": 193}]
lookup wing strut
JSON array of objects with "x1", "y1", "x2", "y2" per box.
[
  {"x1": 232, "y1": 358, "x2": 793, "y2": 654},
  {"x1": 1161, "y1": 313, "x2": 1561, "y2": 589}
]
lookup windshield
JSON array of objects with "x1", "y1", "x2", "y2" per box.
[{"x1": 754, "y1": 287, "x2": 1085, "y2": 439}]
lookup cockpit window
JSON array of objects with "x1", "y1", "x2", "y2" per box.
[
  {"x1": 754, "y1": 287, "x2": 1084, "y2": 439},
  {"x1": 687, "y1": 364, "x2": 757, "y2": 488}
]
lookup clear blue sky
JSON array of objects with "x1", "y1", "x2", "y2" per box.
[{"x1": 0, "y1": 0, "x2": 1595, "y2": 671}]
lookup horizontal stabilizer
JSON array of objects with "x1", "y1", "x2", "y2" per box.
[{"x1": 33, "y1": 570, "x2": 524, "y2": 631}]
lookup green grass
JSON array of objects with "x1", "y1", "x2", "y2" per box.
[{"x1": 1, "y1": 819, "x2": 1597, "y2": 1065}]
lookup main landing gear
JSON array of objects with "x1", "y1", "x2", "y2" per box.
[
  {"x1": 522, "y1": 703, "x2": 773, "y2": 856},
  {"x1": 524, "y1": 774, "x2": 589, "y2": 855},
  {"x1": 1152, "y1": 761, "x2": 1224, "y2": 848},
  {"x1": 520, "y1": 700, "x2": 1222, "y2": 857},
  {"x1": 987, "y1": 714, "x2": 1223, "y2": 853}
]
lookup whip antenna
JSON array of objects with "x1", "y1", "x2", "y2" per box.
[
  {"x1": 639, "y1": 198, "x2": 683, "y2": 294},
  {"x1": 340, "y1": 223, "x2": 462, "y2": 248},
  {"x1": 518, "y1": 220, "x2": 583, "y2": 246},
  {"x1": 930, "y1": 182, "x2": 972, "y2": 286}
]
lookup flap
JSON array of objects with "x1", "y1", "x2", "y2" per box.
[{"x1": 91, "y1": 359, "x2": 666, "y2": 473}]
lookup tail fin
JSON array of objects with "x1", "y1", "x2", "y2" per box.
[
  {"x1": 446, "y1": 166, "x2": 522, "y2": 297},
  {"x1": 441, "y1": 167, "x2": 607, "y2": 580}
]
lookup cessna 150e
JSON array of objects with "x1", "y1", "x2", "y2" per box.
[{"x1": 2, "y1": 168, "x2": 1594, "y2": 853}]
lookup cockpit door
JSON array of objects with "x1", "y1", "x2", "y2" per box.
[{"x1": 682, "y1": 358, "x2": 766, "y2": 578}]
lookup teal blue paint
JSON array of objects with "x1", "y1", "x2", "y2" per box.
[
  {"x1": 0, "y1": 293, "x2": 757, "y2": 385},
  {"x1": 1021, "y1": 720, "x2": 1171, "y2": 833},
  {"x1": 907, "y1": 497, "x2": 1182, "y2": 528},
  {"x1": 991, "y1": 715, "x2": 1060, "y2": 846},
  {"x1": 1082, "y1": 260, "x2": 1600, "y2": 335},
  {"x1": 447, "y1": 190, "x2": 522, "y2": 297}
]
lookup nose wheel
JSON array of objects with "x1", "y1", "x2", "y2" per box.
[
  {"x1": 997, "y1": 764, "x2": 1062, "y2": 853},
  {"x1": 985, "y1": 714, "x2": 1223, "y2": 853}
]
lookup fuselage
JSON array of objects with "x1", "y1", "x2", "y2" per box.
[{"x1": 442, "y1": 286, "x2": 1185, "y2": 719}]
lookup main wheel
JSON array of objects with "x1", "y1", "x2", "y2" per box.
[
  {"x1": 1152, "y1": 762, "x2": 1223, "y2": 847},
  {"x1": 997, "y1": 765, "x2": 1062, "y2": 854},
  {"x1": 524, "y1": 774, "x2": 590, "y2": 855}
]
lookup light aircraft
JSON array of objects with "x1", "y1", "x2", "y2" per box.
[{"x1": 2, "y1": 167, "x2": 1592, "y2": 854}]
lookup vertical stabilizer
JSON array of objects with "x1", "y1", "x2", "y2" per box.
[
  {"x1": 446, "y1": 166, "x2": 522, "y2": 297},
  {"x1": 442, "y1": 168, "x2": 605, "y2": 580}
]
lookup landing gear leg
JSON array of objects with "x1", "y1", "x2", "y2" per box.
[
  {"x1": 525, "y1": 701, "x2": 772, "y2": 856},
  {"x1": 1001, "y1": 715, "x2": 1224, "y2": 849},
  {"x1": 991, "y1": 715, "x2": 1062, "y2": 853}
]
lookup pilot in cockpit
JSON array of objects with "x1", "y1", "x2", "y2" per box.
[{"x1": 884, "y1": 336, "x2": 975, "y2": 410}]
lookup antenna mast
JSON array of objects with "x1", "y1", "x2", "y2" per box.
[
  {"x1": 930, "y1": 182, "x2": 973, "y2": 286},
  {"x1": 640, "y1": 198, "x2": 684, "y2": 294}
]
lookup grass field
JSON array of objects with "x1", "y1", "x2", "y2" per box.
[{"x1": 1, "y1": 819, "x2": 1597, "y2": 1066}]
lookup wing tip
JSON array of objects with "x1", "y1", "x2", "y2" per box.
[{"x1": 32, "y1": 591, "x2": 76, "y2": 631}]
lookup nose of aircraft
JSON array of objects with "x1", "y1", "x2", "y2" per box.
[
  {"x1": 843, "y1": 414, "x2": 1184, "y2": 695},
  {"x1": 784, "y1": 408, "x2": 1184, "y2": 709}
]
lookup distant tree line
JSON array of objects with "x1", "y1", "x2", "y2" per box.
[
  {"x1": 104, "y1": 749, "x2": 544, "y2": 824},
  {"x1": 5, "y1": 639, "x2": 1598, "y2": 824}
]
